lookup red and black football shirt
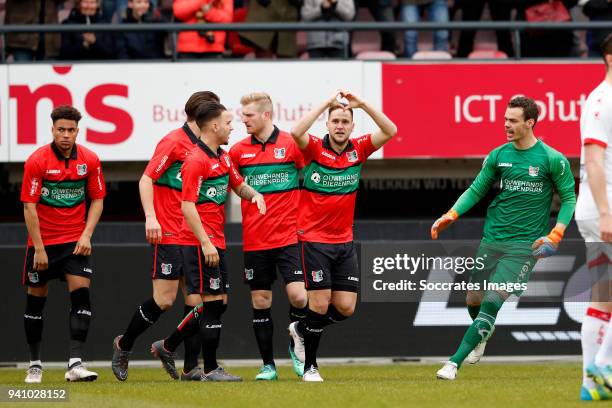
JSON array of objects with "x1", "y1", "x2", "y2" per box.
[{"x1": 21, "y1": 143, "x2": 106, "y2": 246}]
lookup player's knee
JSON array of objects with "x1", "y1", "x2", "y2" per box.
[
  {"x1": 308, "y1": 295, "x2": 331, "y2": 314},
  {"x1": 466, "y1": 291, "x2": 483, "y2": 306},
  {"x1": 287, "y1": 291, "x2": 307, "y2": 308},
  {"x1": 251, "y1": 293, "x2": 272, "y2": 309},
  {"x1": 333, "y1": 302, "x2": 355, "y2": 317},
  {"x1": 155, "y1": 294, "x2": 176, "y2": 311},
  {"x1": 27, "y1": 285, "x2": 49, "y2": 297}
]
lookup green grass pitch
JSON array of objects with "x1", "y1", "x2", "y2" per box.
[{"x1": 0, "y1": 363, "x2": 587, "y2": 408}]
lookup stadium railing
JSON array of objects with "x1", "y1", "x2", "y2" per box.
[{"x1": 0, "y1": 21, "x2": 609, "y2": 61}]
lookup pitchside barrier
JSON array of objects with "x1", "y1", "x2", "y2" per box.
[{"x1": 0, "y1": 221, "x2": 586, "y2": 363}]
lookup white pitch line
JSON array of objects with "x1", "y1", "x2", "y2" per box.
[{"x1": 0, "y1": 355, "x2": 582, "y2": 369}]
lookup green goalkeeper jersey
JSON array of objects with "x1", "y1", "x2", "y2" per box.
[{"x1": 452, "y1": 139, "x2": 576, "y2": 243}]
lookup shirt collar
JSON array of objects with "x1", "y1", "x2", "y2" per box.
[
  {"x1": 197, "y1": 139, "x2": 224, "y2": 158},
  {"x1": 182, "y1": 122, "x2": 200, "y2": 145},
  {"x1": 322, "y1": 134, "x2": 354, "y2": 155},
  {"x1": 50, "y1": 142, "x2": 78, "y2": 161},
  {"x1": 250, "y1": 126, "x2": 280, "y2": 146}
]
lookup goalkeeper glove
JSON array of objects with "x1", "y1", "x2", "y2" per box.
[
  {"x1": 531, "y1": 227, "x2": 564, "y2": 259},
  {"x1": 431, "y1": 209, "x2": 459, "y2": 240}
]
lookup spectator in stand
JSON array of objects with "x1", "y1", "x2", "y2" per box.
[
  {"x1": 301, "y1": 0, "x2": 355, "y2": 58},
  {"x1": 362, "y1": 0, "x2": 398, "y2": 55},
  {"x1": 511, "y1": 0, "x2": 579, "y2": 57},
  {"x1": 60, "y1": 0, "x2": 116, "y2": 60},
  {"x1": 401, "y1": 0, "x2": 449, "y2": 58},
  {"x1": 582, "y1": 0, "x2": 612, "y2": 57},
  {"x1": 5, "y1": 0, "x2": 63, "y2": 61},
  {"x1": 102, "y1": 0, "x2": 157, "y2": 21},
  {"x1": 239, "y1": 0, "x2": 299, "y2": 58},
  {"x1": 455, "y1": 0, "x2": 514, "y2": 58},
  {"x1": 117, "y1": 0, "x2": 166, "y2": 59},
  {"x1": 173, "y1": 0, "x2": 233, "y2": 59}
]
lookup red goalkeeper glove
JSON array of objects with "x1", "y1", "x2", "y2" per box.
[
  {"x1": 431, "y1": 209, "x2": 459, "y2": 240},
  {"x1": 531, "y1": 227, "x2": 564, "y2": 259}
]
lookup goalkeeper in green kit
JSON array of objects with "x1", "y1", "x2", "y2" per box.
[{"x1": 430, "y1": 96, "x2": 576, "y2": 380}]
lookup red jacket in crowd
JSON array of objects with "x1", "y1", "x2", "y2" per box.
[{"x1": 173, "y1": 0, "x2": 233, "y2": 54}]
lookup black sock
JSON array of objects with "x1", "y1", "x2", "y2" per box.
[
  {"x1": 199, "y1": 300, "x2": 223, "y2": 373},
  {"x1": 253, "y1": 308, "x2": 274, "y2": 366},
  {"x1": 24, "y1": 294, "x2": 46, "y2": 362},
  {"x1": 69, "y1": 288, "x2": 91, "y2": 360},
  {"x1": 183, "y1": 305, "x2": 201, "y2": 372},
  {"x1": 323, "y1": 304, "x2": 348, "y2": 327},
  {"x1": 289, "y1": 305, "x2": 308, "y2": 323},
  {"x1": 468, "y1": 304, "x2": 481, "y2": 321},
  {"x1": 119, "y1": 298, "x2": 164, "y2": 351},
  {"x1": 299, "y1": 309, "x2": 327, "y2": 370},
  {"x1": 164, "y1": 303, "x2": 203, "y2": 352}
]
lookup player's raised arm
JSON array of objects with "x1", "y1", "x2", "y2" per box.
[
  {"x1": 291, "y1": 90, "x2": 342, "y2": 149},
  {"x1": 431, "y1": 152, "x2": 498, "y2": 239},
  {"x1": 341, "y1": 90, "x2": 397, "y2": 149},
  {"x1": 139, "y1": 174, "x2": 162, "y2": 244}
]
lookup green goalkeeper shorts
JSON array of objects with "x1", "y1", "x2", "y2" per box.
[{"x1": 469, "y1": 241, "x2": 537, "y2": 296}]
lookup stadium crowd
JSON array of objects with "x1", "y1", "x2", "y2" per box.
[{"x1": 1, "y1": 0, "x2": 611, "y2": 60}]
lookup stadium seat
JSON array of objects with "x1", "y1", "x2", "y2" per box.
[
  {"x1": 474, "y1": 41, "x2": 498, "y2": 51},
  {"x1": 411, "y1": 50, "x2": 452, "y2": 60},
  {"x1": 355, "y1": 51, "x2": 396, "y2": 60},
  {"x1": 228, "y1": 8, "x2": 254, "y2": 57},
  {"x1": 468, "y1": 50, "x2": 508, "y2": 59}
]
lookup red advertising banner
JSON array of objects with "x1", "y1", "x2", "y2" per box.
[{"x1": 382, "y1": 63, "x2": 603, "y2": 158}]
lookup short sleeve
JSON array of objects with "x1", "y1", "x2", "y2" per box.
[
  {"x1": 21, "y1": 157, "x2": 43, "y2": 203},
  {"x1": 228, "y1": 144, "x2": 241, "y2": 171},
  {"x1": 86, "y1": 155, "x2": 106, "y2": 200},
  {"x1": 582, "y1": 98, "x2": 612, "y2": 148},
  {"x1": 290, "y1": 141, "x2": 305, "y2": 169},
  {"x1": 228, "y1": 155, "x2": 244, "y2": 189},
  {"x1": 144, "y1": 136, "x2": 177, "y2": 181},
  {"x1": 354, "y1": 134, "x2": 377, "y2": 160},
  {"x1": 181, "y1": 157, "x2": 209, "y2": 203},
  {"x1": 299, "y1": 134, "x2": 321, "y2": 163}
]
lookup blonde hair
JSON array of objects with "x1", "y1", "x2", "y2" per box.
[{"x1": 240, "y1": 92, "x2": 273, "y2": 114}]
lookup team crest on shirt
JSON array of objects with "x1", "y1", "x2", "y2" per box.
[
  {"x1": 244, "y1": 268, "x2": 254, "y2": 280},
  {"x1": 347, "y1": 150, "x2": 358, "y2": 162},
  {"x1": 161, "y1": 263, "x2": 173, "y2": 276},
  {"x1": 312, "y1": 270, "x2": 324, "y2": 283},
  {"x1": 528, "y1": 166, "x2": 539, "y2": 177},
  {"x1": 76, "y1": 163, "x2": 88, "y2": 176},
  {"x1": 274, "y1": 147, "x2": 286, "y2": 159},
  {"x1": 210, "y1": 277, "x2": 221, "y2": 290},
  {"x1": 224, "y1": 155, "x2": 231, "y2": 167},
  {"x1": 28, "y1": 272, "x2": 39, "y2": 284}
]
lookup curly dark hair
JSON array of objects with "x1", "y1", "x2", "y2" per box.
[{"x1": 50, "y1": 105, "x2": 82, "y2": 124}]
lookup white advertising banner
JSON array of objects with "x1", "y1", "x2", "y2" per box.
[{"x1": 5, "y1": 62, "x2": 383, "y2": 162}]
